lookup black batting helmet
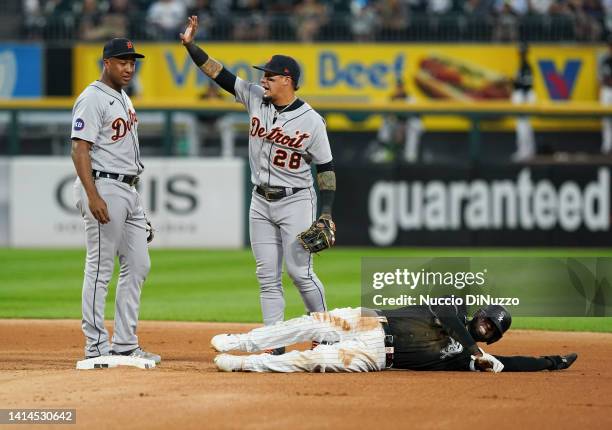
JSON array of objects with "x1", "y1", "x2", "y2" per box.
[{"x1": 473, "y1": 305, "x2": 512, "y2": 344}]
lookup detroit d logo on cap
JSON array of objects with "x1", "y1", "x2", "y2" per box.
[{"x1": 74, "y1": 118, "x2": 85, "y2": 131}]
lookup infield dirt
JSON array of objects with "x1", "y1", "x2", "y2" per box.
[{"x1": 1, "y1": 320, "x2": 611, "y2": 430}]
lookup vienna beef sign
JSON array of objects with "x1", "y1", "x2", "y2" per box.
[{"x1": 335, "y1": 166, "x2": 612, "y2": 246}]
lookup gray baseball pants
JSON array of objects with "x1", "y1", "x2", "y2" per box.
[
  {"x1": 249, "y1": 187, "x2": 327, "y2": 325},
  {"x1": 74, "y1": 177, "x2": 150, "y2": 358}
]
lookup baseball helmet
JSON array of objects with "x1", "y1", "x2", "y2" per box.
[{"x1": 473, "y1": 305, "x2": 512, "y2": 344}]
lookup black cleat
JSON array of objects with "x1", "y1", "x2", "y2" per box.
[{"x1": 547, "y1": 352, "x2": 578, "y2": 370}]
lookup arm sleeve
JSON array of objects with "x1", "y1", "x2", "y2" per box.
[
  {"x1": 306, "y1": 115, "x2": 333, "y2": 164},
  {"x1": 214, "y1": 68, "x2": 237, "y2": 96},
  {"x1": 493, "y1": 355, "x2": 553, "y2": 372},
  {"x1": 233, "y1": 76, "x2": 265, "y2": 112},
  {"x1": 429, "y1": 304, "x2": 479, "y2": 356},
  {"x1": 71, "y1": 93, "x2": 103, "y2": 145}
]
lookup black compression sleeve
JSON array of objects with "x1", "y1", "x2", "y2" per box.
[
  {"x1": 494, "y1": 355, "x2": 553, "y2": 372},
  {"x1": 430, "y1": 305, "x2": 479, "y2": 355},
  {"x1": 185, "y1": 42, "x2": 208, "y2": 67},
  {"x1": 316, "y1": 160, "x2": 335, "y2": 172},
  {"x1": 214, "y1": 68, "x2": 237, "y2": 96},
  {"x1": 319, "y1": 190, "x2": 335, "y2": 217}
]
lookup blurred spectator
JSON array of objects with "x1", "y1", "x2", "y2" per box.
[
  {"x1": 530, "y1": 0, "x2": 554, "y2": 14},
  {"x1": 494, "y1": 0, "x2": 529, "y2": 41},
  {"x1": 350, "y1": 0, "x2": 378, "y2": 41},
  {"x1": 552, "y1": 0, "x2": 602, "y2": 40},
  {"x1": 464, "y1": 0, "x2": 495, "y2": 15},
  {"x1": 267, "y1": 0, "x2": 295, "y2": 13},
  {"x1": 429, "y1": 0, "x2": 453, "y2": 14},
  {"x1": 79, "y1": 0, "x2": 128, "y2": 41},
  {"x1": 604, "y1": 0, "x2": 612, "y2": 33},
  {"x1": 187, "y1": 0, "x2": 215, "y2": 40},
  {"x1": 568, "y1": 0, "x2": 602, "y2": 41},
  {"x1": 377, "y1": 0, "x2": 410, "y2": 40},
  {"x1": 147, "y1": 0, "x2": 187, "y2": 39},
  {"x1": 232, "y1": 0, "x2": 269, "y2": 41},
  {"x1": 43, "y1": 0, "x2": 76, "y2": 15},
  {"x1": 511, "y1": 42, "x2": 536, "y2": 162},
  {"x1": 598, "y1": 37, "x2": 612, "y2": 153},
  {"x1": 293, "y1": 0, "x2": 329, "y2": 42},
  {"x1": 23, "y1": 0, "x2": 46, "y2": 38}
]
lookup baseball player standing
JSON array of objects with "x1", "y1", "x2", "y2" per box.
[
  {"x1": 180, "y1": 16, "x2": 336, "y2": 344},
  {"x1": 511, "y1": 42, "x2": 536, "y2": 162},
  {"x1": 71, "y1": 38, "x2": 160, "y2": 363}
]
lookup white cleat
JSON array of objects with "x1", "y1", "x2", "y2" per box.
[
  {"x1": 211, "y1": 334, "x2": 240, "y2": 352},
  {"x1": 214, "y1": 354, "x2": 244, "y2": 372}
]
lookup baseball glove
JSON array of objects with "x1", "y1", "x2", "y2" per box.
[
  {"x1": 297, "y1": 217, "x2": 336, "y2": 253},
  {"x1": 146, "y1": 219, "x2": 155, "y2": 243}
]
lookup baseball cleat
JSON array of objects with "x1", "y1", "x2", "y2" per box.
[
  {"x1": 111, "y1": 347, "x2": 161, "y2": 364},
  {"x1": 211, "y1": 334, "x2": 241, "y2": 352},
  {"x1": 214, "y1": 354, "x2": 244, "y2": 372},
  {"x1": 545, "y1": 352, "x2": 578, "y2": 370},
  {"x1": 558, "y1": 352, "x2": 578, "y2": 370}
]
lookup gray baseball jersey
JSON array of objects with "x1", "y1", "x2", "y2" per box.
[
  {"x1": 234, "y1": 77, "x2": 333, "y2": 188},
  {"x1": 71, "y1": 80, "x2": 144, "y2": 175}
]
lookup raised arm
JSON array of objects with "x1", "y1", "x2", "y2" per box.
[{"x1": 180, "y1": 15, "x2": 237, "y2": 95}]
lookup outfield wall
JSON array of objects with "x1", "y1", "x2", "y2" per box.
[
  {"x1": 1, "y1": 157, "x2": 245, "y2": 248},
  {"x1": 2, "y1": 157, "x2": 611, "y2": 248},
  {"x1": 335, "y1": 164, "x2": 612, "y2": 247}
]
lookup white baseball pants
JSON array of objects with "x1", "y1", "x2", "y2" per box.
[{"x1": 230, "y1": 307, "x2": 387, "y2": 372}]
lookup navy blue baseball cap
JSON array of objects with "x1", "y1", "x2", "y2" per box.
[
  {"x1": 103, "y1": 38, "x2": 145, "y2": 59},
  {"x1": 253, "y1": 55, "x2": 300, "y2": 87}
]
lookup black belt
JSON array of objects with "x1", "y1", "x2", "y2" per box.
[
  {"x1": 255, "y1": 186, "x2": 305, "y2": 202},
  {"x1": 93, "y1": 170, "x2": 139, "y2": 186},
  {"x1": 380, "y1": 320, "x2": 395, "y2": 369}
]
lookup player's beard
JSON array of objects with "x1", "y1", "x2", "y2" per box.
[{"x1": 262, "y1": 94, "x2": 272, "y2": 105}]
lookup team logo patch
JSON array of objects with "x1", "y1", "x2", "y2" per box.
[{"x1": 74, "y1": 118, "x2": 85, "y2": 131}]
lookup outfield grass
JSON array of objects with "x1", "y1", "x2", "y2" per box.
[{"x1": 1, "y1": 247, "x2": 611, "y2": 332}]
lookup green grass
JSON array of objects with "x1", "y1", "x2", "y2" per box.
[{"x1": 1, "y1": 247, "x2": 611, "y2": 332}]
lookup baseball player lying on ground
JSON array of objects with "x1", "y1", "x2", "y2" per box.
[{"x1": 210, "y1": 304, "x2": 577, "y2": 373}]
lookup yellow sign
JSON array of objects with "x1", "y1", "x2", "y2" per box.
[{"x1": 73, "y1": 43, "x2": 603, "y2": 130}]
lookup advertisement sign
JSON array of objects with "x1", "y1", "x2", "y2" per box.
[
  {"x1": 335, "y1": 164, "x2": 612, "y2": 247},
  {"x1": 0, "y1": 44, "x2": 42, "y2": 98},
  {"x1": 9, "y1": 157, "x2": 244, "y2": 248},
  {"x1": 73, "y1": 43, "x2": 599, "y2": 103}
]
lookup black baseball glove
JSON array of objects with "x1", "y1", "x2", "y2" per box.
[
  {"x1": 145, "y1": 218, "x2": 154, "y2": 243},
  {"x1": 297, "y1": 217, "x2": 336, "y2": 253}
]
